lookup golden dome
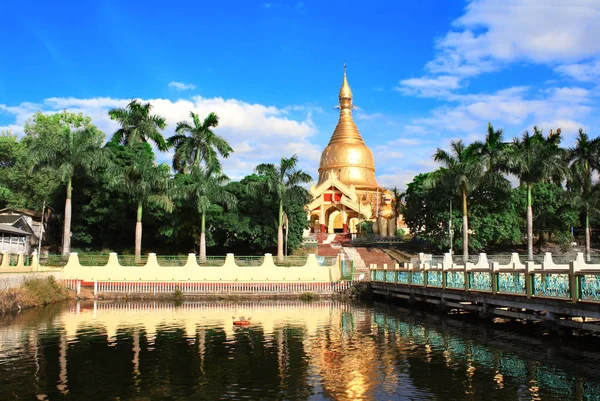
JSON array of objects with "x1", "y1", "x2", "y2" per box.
[{"x1": 317, "y1": 66, "x2": 378, "y2": 190}]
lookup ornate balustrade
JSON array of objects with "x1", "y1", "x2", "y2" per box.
[{"x1": 369, "y1": 252, "x2": 600, "y2": 303}]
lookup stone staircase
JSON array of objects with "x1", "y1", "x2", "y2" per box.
[{"x1": 316, "y1": 234, "x2": 398, "y2": 280}]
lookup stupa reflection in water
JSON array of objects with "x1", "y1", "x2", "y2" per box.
[{"x1": 1, "y1": 301, "x2": 599, "y2": 400}]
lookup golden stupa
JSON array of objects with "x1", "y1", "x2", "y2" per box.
[{"x1": 317, "y1": 66, "x2": 378, "y2": 190}]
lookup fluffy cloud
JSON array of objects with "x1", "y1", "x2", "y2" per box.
[
  {"x1": 396, "y1": 75, "x2": 462, "y2": 97},
  {"x1": 555, "y1": 59, "x2": 600, "y2": 82},
  {"x1": 399, "y1": 0, "x2": 600, "y2": 93},
  {"x1": 168, "y1": 81, "x2": 197, "y2": 91},
  {"x1": 0, "y1": 95, "x2": 321, "y2": 182}
]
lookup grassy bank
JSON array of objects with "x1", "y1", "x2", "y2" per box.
[{"x1": 0, "y1": 277, "x2": 74, "y2": 314}]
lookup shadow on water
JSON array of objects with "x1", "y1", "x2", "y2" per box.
[{"x1": 0, "y1": 299, "x2": 598, "y2": 400}]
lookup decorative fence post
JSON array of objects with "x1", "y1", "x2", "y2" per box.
[
  {"x1": 491, "y1": 261, "x2": 499, "y2": 295},
  {"x1": 525, "y1": 261, "x2": 534, "y2": 299},
  {"x1": 31, "y1": 251, "x2": 40, "y2": 271},
  {"x1": 16, "y1": 253, "x2": 24, "y2": 268},
  {"x1": 569, "y1": 255, "x2": 581, "y2": 304}
]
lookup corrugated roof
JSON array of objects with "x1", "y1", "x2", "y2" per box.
[
  {"x1": 0, "y1": 224, "x2": 29, "y2": 236},
  {"x1": 0, "y1": 215, "x2": 21, "y2": 224},
  {"x1": 0, "y1": 208, "x2": 42, "y2": 219}
]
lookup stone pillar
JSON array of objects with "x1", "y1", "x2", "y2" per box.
[{"x1": 342, "y1": 205, "x2": 348, "y2": 233}]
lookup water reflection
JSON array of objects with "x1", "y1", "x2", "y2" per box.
[{"x1": 0, "y1": 301, "x2": 599, "y2": 400}]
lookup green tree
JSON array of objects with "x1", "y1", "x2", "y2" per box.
[
  {"x1": 107, "y1": 143, "x2": 171, "y2": 262},
  {"x1": 108, "y1": 100, "x2": 168, "y2": 151},
  {"x1": 255, "y1": 155, "x2": 312, "y2": 261},
  {"x1": 430, "y1": 140, "x2": 484, "y2": 259},
  {"x1": 174, "y1": 166, "x2": 236, "y2": 263},
  {"x1": 26, "y1": 111, "x2": 105, "y2": 256},
  {"x1": 0, "y1": 131, "x2": 59, "y2": 210},
  {"x1": 168, "y1": 112, "x2": 233, "y2": 173},
  {"x1": 471, "y1": 123, "x2": 508, "y2": 172},
  {"x1": 568, "y1": 129, "x2": 600, "y2": 260},
  {"x1": 507, "y1": 127, "x2": 566, "y2": 260}
]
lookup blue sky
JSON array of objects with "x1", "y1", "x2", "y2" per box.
[{"x1": 2, "y1": 0, "x2": 600, "y2": 188}]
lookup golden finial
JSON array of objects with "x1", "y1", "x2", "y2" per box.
[{"x1": 339, "y1": 64, "x2": 353, "y2": 109}]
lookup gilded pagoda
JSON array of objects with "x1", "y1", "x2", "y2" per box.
[{"x1": 307, "y1": 67, "x2": 402, "y2": 235}]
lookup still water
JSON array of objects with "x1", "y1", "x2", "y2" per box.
[{"x1": 0, "y1": 300, "x2": 599, "y2": 400}]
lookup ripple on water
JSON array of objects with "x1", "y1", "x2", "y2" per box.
[{"x1": 0, "y1": 300, "x2": 599, "y2": 400}]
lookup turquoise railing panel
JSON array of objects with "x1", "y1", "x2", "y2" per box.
[
  {"x1": 374, "y1": 270, "x2": 385, "y2": 282},
  {"x1": 370, "y1": 269, "x2": 376, "y2": 281},
  {"x1": 412, "y1": 271, "x2": 425, "y2": 285},
  {"x1": 446, "y1": 271, "x2": 465, "y2": 289},
  {"x1": 385, "y1": 270, "x2": 396, "y2": 283},
  {"x1": 397, "y1": 271, "x2": 410, "y2": 284},
  {"x1": 533, "y1": 273, "x2": 570, "y2": 298},
  {"x1": 427, "y1": 271, "x2": 443, "y2": 287},
  {"x1": 469, "y1": 272, "x2": 492, "y2": 291},
  {"x1": 579, "y1": 274, "x2": 600, "y2": 301},
  {"x1": 498, "y1": 272, "x2": 526, "y2": 294}
]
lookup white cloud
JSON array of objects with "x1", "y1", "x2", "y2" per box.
[
  {"x1": 401, "y1": 0, "x2": 600, "y2": 92},
  {"x1": 168, "y1": 81, "x2": 197, "y2": 91},
  {"x1": 555, "y1": 59, "x2": 600, "y2": 82},
  {"x1": 0, "y1": 95, "x2": 320, "y2": 181},
  {"x1": 397, "y1": 75, "x2": 461, "y2": 97},
  {"x1": 355, "y1": 111, "x2": 383, "y2": 120},
  {"x1": 404, "y1": 84, "x2": 595, "y2": 151},
  {"x1": 388, "y1": 138, "x2": 421, "y2": 146}
]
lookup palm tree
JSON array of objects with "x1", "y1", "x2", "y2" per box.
[
  {"x1": 255, "y1": 155, "x2": 312, "y2": 261},
  {"x1": 507, "y1": 127, "x2": 566, "y2": 260},
  {"x1": 29, "y1": 112, "x2": 105, "y2": 256},
  {"x1": 107, "y1": 143, "x2": 171, "y2": 262},
  {"x1": 471, "y1": 123, "x2": 508, "y2": 172},
  {"x1": 568, "y1": 129, "x2": 600, "y2": 261},
  {"x1": 168, "y1": 112, "x2": 233, "y2": 173},
  {"x1": 174, "y1": 166, "x2": 236, "y2": 263},
  {"x1": 389, "y1": 186, "x2": 406, "y2": 237},
  {"x1": 108, "y1": 100, "x2": 169, "y2": 151},
  {"x1": 429, "y1": 140, "x2": 484, "y2": 260}
]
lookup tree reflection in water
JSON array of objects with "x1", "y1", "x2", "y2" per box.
[{"x1": 0, "y1": 300, "x2": 598, "y2": 400}]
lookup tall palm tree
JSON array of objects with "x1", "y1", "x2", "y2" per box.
[
  {"x1": 29, "y1": 112, "x2": 105, "y2": 256},
  {"x1": 568, "y1": 129, "x2": 600, "y2": 261},
  {"x1": 174, "y1": 166, "x2": 237, "y2": 263},
  {"x1": 471, "y1": 123, "x2": 508, "y2": 172},
  {"x1": 255, "y1": 155, "x2": 312, "y2": 261},
  {"x1": 107, "y1": 143, "x2": 172, "y2": 262},
  {"x1": 389, "y1": 186, "x2": 406, "y2": 236},
  {"x1": 109, "y1": 100, "x2": 169, "y2": 151},
  {"x1": 429, "y1": 140, "x2": 484, "y2": 260},
  {"x1": 507, "y1": 127, "x2": 566, "y2": 260},
  {"x1": 168, "y1": 112, "x2": 233, "y2": 173}
]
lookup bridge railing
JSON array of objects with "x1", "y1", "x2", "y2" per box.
[{"x1": 369, "y1": 252, "x2": 600, "y2": 303}]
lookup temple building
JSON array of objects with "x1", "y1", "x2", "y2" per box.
[{"x1": 307, "y1": 67, "x2": 403, "y2": 236}]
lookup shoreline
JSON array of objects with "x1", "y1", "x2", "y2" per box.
[{"x1": 0, "y1": 277, "x2": 75, "y2": 314}]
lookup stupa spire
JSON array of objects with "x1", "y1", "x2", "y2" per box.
[
  {"x1": 317, "y1": 66, "x2": 378, "y2": 190},
  {"x1": 338, "y1": 64, "x2": 353, "y2": 110}
]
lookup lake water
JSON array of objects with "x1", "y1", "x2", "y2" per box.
[{"x1": 0, "y1": 300, "x2": 599, "y2": 400}]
